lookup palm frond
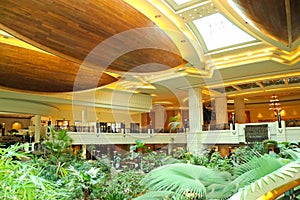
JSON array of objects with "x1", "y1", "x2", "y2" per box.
[
  {"x1": 222, "y1": 154, "x2": 285, "y2": 198},
  {"x1": 285, "y1": 148, "x2": 300, "y2": 160},
  {"x1": 134, "y1": 191, "x2": 173, "y2": 200},
  {"x1": 228, "y1": 160, "x2": 300, "y2": 200},
  {"x1": 140, "y1": 163, "x2": 228, "y2": 199}
]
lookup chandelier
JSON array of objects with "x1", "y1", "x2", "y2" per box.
[{"x1": 269, "y1": 94, "x2": 281, "y2": 117}]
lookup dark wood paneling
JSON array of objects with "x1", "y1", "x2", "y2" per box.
[
  {"x1": 0, "y1": 43, "x2": 118, "y2": 92},
  {"x1": 233, "y1": 0, "x2": 300, "y2": 45},
  {"x1": 0, "y1": 0, "x2": 183, "y2": 74}
]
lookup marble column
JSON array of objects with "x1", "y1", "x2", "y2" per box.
[
  {"x1": 187, "y1": 87, "x2": 203, "y2": 155},
  {"x1": 234, "y1": 97, "x2": 246, "y2": 123},
  {"x1": 214, "y1": 96, "x2": 228, "y2": 126},
  {"x1": 188, "y1": 87, "x2": 203, "y2": 132},
  {"x1": 34, "y1": 115, "x2": 41, "y2": 142},
  {"x1": 82, "y1": 107, "x2": 87, "y2": 126},
  {"x1": 153, "y1": 104, "x2": 166, "y2": 132}
]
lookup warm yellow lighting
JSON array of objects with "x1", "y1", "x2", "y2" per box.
[
  {"x1": 269, "y1": 94, "x2": 281, "y2": 117},
  {"x1": 0, "y1": 31, "x2": 50, "y2": 54},
  {"x1": 208, "y1": 72, "x2": 300, "y2": 88},
  {"x1": 280, "y1": 109, "x2": 286, "y2": 117},
  {"x1": 153, "y1": 101, "x2": 173, "y2": 105},
  {"x1": 257, "y1": 113, "x2": 263, "y2": 118}
]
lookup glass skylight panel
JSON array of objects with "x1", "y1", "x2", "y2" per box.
[
  {"x1": 193, "y1": 13, "x2": 256, "y2": 51},
  {"x1": 173, "y1": 0, "x2": 191, "y2": 5}
]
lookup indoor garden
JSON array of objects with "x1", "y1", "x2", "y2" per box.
[{"x1": 1, "y1": 128, "x2": 300, "y2": 200}]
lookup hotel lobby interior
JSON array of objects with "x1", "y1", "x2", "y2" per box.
[
  {"x1": 0, "y1": 0, "x2": 299, "y2": 153},
  {"x1": 1, "y1": 0, "x2": 300, "y2": 199}
]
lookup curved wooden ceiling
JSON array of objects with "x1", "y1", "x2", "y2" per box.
[
  {"x1": 0, "y1": 0, "x2": 183, "y2": 75},
  {"x1": 0, "y1": 43, "x2": 117, "y2": 92},
  {"x1": 233, "y1": 0, "x2": 300, "y2": 47}
]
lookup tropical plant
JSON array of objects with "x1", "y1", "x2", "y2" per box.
[
  {"x1": 263, "y1": 139, "x2": 278, "y2": 153},
  {"x1": 65, "y1": 164, "x2": 108, "y2": 200},
  {"x1": 92, "y1": 170, "x2": 146, "y2": 199},
  {"x1": 136, "y1": 163, "x2": 229, "y2": 200},
  {"x1": 228, "y1": 159, "x2": 300, "y2": 200},
  {"x1": 45, "y1": 127, "x2": 73, "y2": 159},
  {"x1": 142, "y1": 151, "x2": 167, "y2": 172},
  {"x1": 0, "y1": 144, "x2": 70, "y2": 200},
  {"x1": 168, "y1": 115, "x2": 182, "y2": 132},
  {"x1": 222, "y1": 154, "x2": 286, "y2": 198}
]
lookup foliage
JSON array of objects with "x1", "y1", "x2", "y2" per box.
[
  {"x1": 0, "y1": 144, "x2": 70, "y2": 200},
  {"x1": 142, "y1": 151, "x2": 167, "y2": 173},
  {"x1": 171, "y1": 149, "x2": 234, "y2": 174},
  {"x1": 232, "y1": 143, "x2": 263, "y2": 165},
  {"x1": 3, "y1": 137, "x2": 300, "y2": 200},
  {"x1": 206, "y1": 152, "x2": 234, "y2": 174},
  {"x1": 168, "y1": 115, "x2": 182, "y2": 132},
  {"x1": 222, "y1": 154, "x2": 286, "y2": 198},
  {"x1": 263, "y1": 139, "x2": 278, "y2": 153},
  {"x1": 228, "y1": 159, "x2": 300, "y2": 200},
  {"x1": 136, "y1": 143, "x2": 300, "y2": 200},
  {"x1": 137, "y1": 163, "x2": 229, "y2": 200},
  {"x1": 92, "y1": 170, "x2": 146, "y2": 199},
  {"x1": 45, "y1": 128, "x2": 73, "y2": 159}
]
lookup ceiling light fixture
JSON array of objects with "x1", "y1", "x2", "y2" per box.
[{"x1": 269, "y1": 94, "x2": 281, "y2": 117}]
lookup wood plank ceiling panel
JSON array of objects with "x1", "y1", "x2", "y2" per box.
[
  {"x1": 0, "y1": 0, "x2": 183, "y2": 74},
  {"x1": 0, "y1": 43, "x2": 117, "y2": 92},
  {"x1": 233, "y1": 0, "x2": 300, "y2": 47}
]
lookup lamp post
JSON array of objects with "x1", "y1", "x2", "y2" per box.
[
  {"x1": 232, "y1": 113, "x2": 235, "y2": 131},
  {"x1": 277, "y1": 112, "x2": 282, "y2": 128},
  {"x1": 269, "y1": 95, "x2": 281, "y2": 117}
]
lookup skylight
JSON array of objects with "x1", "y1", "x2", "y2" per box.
[
  {"x1": 173, "y1": 0, "x2": 191, "y2": 5},
  {"x1": 193, "y1": 13, "x2": 256, "y2": 51}
]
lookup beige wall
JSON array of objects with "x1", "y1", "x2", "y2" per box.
[
  {"x1": 50, "y1": 106, "x2": 142, "y2": 127},
  {"x1": 249, "y1": 104, "x2": 300, "y2": 122}
]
